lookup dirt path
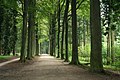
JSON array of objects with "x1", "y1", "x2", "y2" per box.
[{"x1": 0, "y1": 54, "x2": 119, "y2": 80}]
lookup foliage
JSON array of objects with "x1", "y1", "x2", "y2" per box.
[
  {"x1": 0, "y1": 0, "x2": 18, "y2": 55},
  {"x1": 0, "y1": 55, "x2": 12, "y2": 60},
  {"x1": 0, "y1": 0, "x2": 120, "y2": 71}
]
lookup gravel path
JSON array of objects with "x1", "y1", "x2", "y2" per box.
[{"x1": 0, "y1": 54, "x2": 119, "y2": 80}]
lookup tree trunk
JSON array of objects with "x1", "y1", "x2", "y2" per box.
[
  {"x1": 107, "y1": 32, "x2": 111, "y2": 65},
  {"x1": 86, "y1": 20, "x2": 89, "y2": 44},
  {"x1": 39, "y1": 28, "x2": 41, "y2": 54},
  {"x1": 53, "y1": 12, "x2": 57, "y2": 56},
  {"x1": 0, "y1": 7, "x2": 3, "y2": 55},
  {"x1": 20, "y1": 0, "x2": 28, "y2": 62},
  {"x1": 61, "y1": 17, "x2": 65, "y2": 59},
  {"x1": 64, "y1": 0, "x2": 69, "y2": 62},
  {"x1": 49, "y1": 20, "x2": 53, "y2": 56},
  {"x1": 0, "y1": 44, "x2": 1, "y2": 55},
  {"x1": 70, "y1": 0, "x2": 79, "y2": 65},
  {"x1": 50, "y1": 14, "x2": 56, "y2": 56},
  {"x1": 83, "y1": 18, "x2": 86, "y2": 51},
  {"x1": 90, "y1": 0, "x2": 104, "y2": 72},
  {"x1": 27, "y1": 12, "x2": 32, "y2": 59},
  {"x1": 27, "y1": 0, "x2": 34, "y2": 60},
  {"x1": 13, "y1": 46, "x2": 15, "y2": 56},
  {"x1": 40, "y1": 42, "x2": 41, "y2": 54},
  {"x1": 109, "y1": 0, "x2": 115, "y2": 64},
  {"x1": 27, "y1": 0, "x2": 36, "y2": 59},
  {"x1": 31, "y1": 0, "x2": 36, "y2": 57},
  {"x1": 57, "y1": 0, "x2": 60, "y2": 58},
  {"x1": 36, "y1": 24, "x2": 39, "y2": 56},
  {"x1": 111, "y1": 30, "x2": 115, "y2": 63}
]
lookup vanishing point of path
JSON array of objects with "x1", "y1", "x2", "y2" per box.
[{"x1": 0, "y1": 54, "x2": 119, "y2": 80}]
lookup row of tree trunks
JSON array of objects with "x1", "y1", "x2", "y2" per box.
[
  {"x1": 20, "y1": 0, "x2": 37, "y2": 62},
  {"x1": 50, "y1": 0, "x2": 104, "y2": 73},
  {"x1": 60, "y1": 0, "x2": 70, "y2": 61},
  {"x1": 106, "y1": 0, "x2": 115, "y2": 64}
]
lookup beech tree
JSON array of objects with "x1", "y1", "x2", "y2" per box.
[
  {"x1": 70, "y1": 0, "x2": 79, "y2": 65},
  {"x1": 20, "y1": 0, "x2": 28, "y2": 62},
  {"x1": 64, "y1": 0, "x2": 70, "y2": 62},
  {"x1": 90, "y1": 0, "x2": 104, "y2": 72}
]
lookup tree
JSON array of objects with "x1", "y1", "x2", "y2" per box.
[
  {"x1": 90, "y1": 0, "x2": 104, "y2": 72},
  {"x1": 10, "y1": 10, "x2": 18, "y2": 56},
  {"x1": 49, "y1": 12, "x2": 56, "y2": 56},
  {"x1": 70, "y1": 0, "x2": 79, "y2": 65},
  {"x1": 26, "y1": 0, "x2": 36, "y2": 59},
  {"x1": 20, "y1": 0, "x2": 28, "y2": 62},
  {"x1": 61, "y1": 9, "x2": 65, "y2": 59},
  {"x1": 57, "y1": 0, "x2": 60, "y2": 58},
  {"x1": 101, "y1": 0, "x2": 119, "y2": 64},
  {"x1": 36, "y1": 22, "x2": 39, "y2": 56},
  {"x1": 64, "y1": 0, "x2": 70, "y2": 62},
  {"x1": 0, "y1": 5, "x2": 4, "y2": 55},
  {"x1": 27, "y1": 0, "x2": 35, "y2": 60}
]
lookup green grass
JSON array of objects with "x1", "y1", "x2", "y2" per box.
[
  {"x1": 0, "y1": 56, "x2": 12, "y2": 60},
  {"x1": 104, "y1": 65, "x2": 120, "y2": 71}
]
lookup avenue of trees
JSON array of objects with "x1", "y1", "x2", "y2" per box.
[{"x1": 0, "y1": 0, "x2": 120, "y2": 73}]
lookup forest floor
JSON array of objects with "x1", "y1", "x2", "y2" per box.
[
  {"x1": 0, "y1": 54, "x2": 120, "y2": 80},
  {"x1": 0, "y1": 56, "x2": 19, "y2": 63}
]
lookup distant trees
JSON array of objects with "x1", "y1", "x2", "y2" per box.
[{"x1": 102, "y1": 0, "x2": 120, "y2": 65}]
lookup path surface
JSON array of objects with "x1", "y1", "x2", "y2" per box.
[{"x1": 0, "y1": 54, "x2": 119, "y2": 80}]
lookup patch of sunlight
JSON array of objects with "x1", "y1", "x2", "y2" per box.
[
  {"x1": 0, "y1": 58, "x2": 20, "y2": 67},
  {"x1": 40, "y1": 54, "x2": 54, "y2": 59}
]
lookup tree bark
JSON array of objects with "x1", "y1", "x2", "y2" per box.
[
  {"x1": 27, "y1": 0, "x2": 35, "y2": 59},
  {"x1": 57, "y1": 0, "x2": 60, "y2": 58},
  {"x1": 64, "y1": 0, "x2": 69, "y2": 62},
  {"x1": 70, "y1": 0, "x2": 79, "y2": 65},
  {"x1": 111, "y1": 30, "x2": 115, "y2": 63},
  {"x1": 90, "y1": 0, "x2": 104, "y2": 72},
  {"x1": 107, "y1": 32, "x2": 111, "y2": 65},
  {"x1": 20, "y1": 0, "x2": 28, "y2": 62},
  {"x1": 36, "y1": 24, "x2": 39, "y2": 56},
  {"x1": 27, "y1": 0, "x2": 36, "y2": 59},
  {"x1": 49, "y1": 17, "x2": 53, "y2": 56},
  {"x1": 83, "y1": 18, "x2": 86, "y2": 51},
  {"x1": 61, "y1": 17, "x2": 65, "y2": 59},
  {"x1": 50, "y1": 14, "x2": 56, "y2": 56}
]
